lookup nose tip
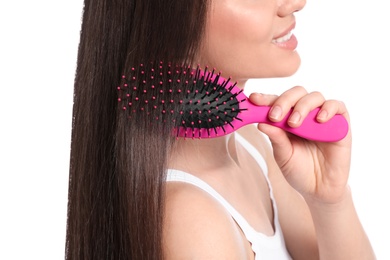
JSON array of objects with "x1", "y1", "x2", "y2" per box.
[{"x1": 278, "y1": 0, "x2": 306, "y2": 17}]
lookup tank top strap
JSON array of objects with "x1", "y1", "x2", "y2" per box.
[
  {"x1": 234, "y1": 133, "x2": 276, "y2": 202},
  {"x1": 235, "y1": 133, "x2": 268, "y2": 176}
]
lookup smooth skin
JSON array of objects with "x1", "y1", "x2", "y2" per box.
[{"x1": 164, "y1": 0, "x2": 375, "y2": 259}]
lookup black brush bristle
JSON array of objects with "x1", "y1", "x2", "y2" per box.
[
  {"x1": 117, "y1": 62, "x2": 246, "y2": 137},
  {"x1": 181, "y1": 70, "x2": 241, "y2": 128}
]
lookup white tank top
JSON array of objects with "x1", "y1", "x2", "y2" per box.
[{"x1": 167, "y1": 133, "x2": 292, "y2": 259}]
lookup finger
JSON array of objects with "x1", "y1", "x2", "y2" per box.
[
  {"x1": 268, "y1": 86, "x2": 308, "y2": 122},
  {"x1": 248, "y1": 92, "x2": 279, "y2": 106},
  {"x1": 316, "y1": 100, "x2": 350, "y2": 123},
  {"x1": 287, "y1": 91, "x2": 326, "y2": 127}
]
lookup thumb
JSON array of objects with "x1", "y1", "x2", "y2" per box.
[{"x1": 257, "y1": 123, "x2": 293, "y2": 166}]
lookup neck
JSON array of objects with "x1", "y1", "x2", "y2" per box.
[{"x1": 169, "y1": 133, "x2": 241, "y2": 173}]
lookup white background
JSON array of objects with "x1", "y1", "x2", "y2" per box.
[{"x1": 0, "y1": 1, "x2": 388, "y2": 259}]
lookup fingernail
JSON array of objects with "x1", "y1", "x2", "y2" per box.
[
  {"x1": 269, "y1": 106, "x2": 282, "y2": 120},
  {"x1": 288, "y1": 111, "x2": 301, "y2": 124}
]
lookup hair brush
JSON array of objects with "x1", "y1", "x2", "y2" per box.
[{"x1": 117, "y1": 62, "x2": 348, "y2": 142}]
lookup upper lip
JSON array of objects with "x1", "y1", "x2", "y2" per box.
[{"x1": 273, "y1": 21, "x2": 296, "y2": 40}]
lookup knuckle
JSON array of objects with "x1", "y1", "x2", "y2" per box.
[
  {"x1": 309, "y1": 91, "x2": 323, "y2": 98},
  {"x1": 292, "y1": 85, "x2": 307, "y2": 93}
]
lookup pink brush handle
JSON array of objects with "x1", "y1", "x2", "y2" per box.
[
  {"x1": 228, "y1": 87, "x2": 349, "y2": 142},
  {"x1": 241, "y1": 103, "x2": 348, "y2": 142}
]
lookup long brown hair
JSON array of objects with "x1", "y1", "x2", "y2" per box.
[{"x1": 66, "y1": 1, "x2": 208, "y2": 259}]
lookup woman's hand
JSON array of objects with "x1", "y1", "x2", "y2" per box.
[{"x1": 249, "y1": 86, "x2": 352, "y2": 204}]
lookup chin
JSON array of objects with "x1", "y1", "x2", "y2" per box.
[
  {"x1": 243, "y1": 52, "x2": 301, "y2": 79},
  {"x1": 275, "y1": 65, "x2": 300, "y2": 77},
  {"x1": 272, "y1": 53, "x2": 301, "y2": 77}
]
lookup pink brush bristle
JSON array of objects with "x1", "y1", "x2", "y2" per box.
[{"x1": 117, "y1": 62, "x2": 349, "y2": 142}]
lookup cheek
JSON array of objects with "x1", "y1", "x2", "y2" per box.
[
  {"x1": 201, "y1": 4, "x2": 275, "y2": 73},
  {"x1": 207, "y1": 5, "x2": 273, "y2": 49}
]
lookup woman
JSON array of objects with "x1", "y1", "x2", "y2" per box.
[{"x1": 66, "y1": 0, "x2": 375, "y2": 259}]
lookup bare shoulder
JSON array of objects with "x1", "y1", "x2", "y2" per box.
[{"x1": 163, "y1": 181, "x2": 249, "y2": 259}]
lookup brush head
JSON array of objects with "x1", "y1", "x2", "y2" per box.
[{"x1": 117, "y1": 62, "x2": 246, "y2": 138}]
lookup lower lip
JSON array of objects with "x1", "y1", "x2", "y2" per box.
[{"x1": 273, "y1": 34, "x2": 298, "y2": 50}]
